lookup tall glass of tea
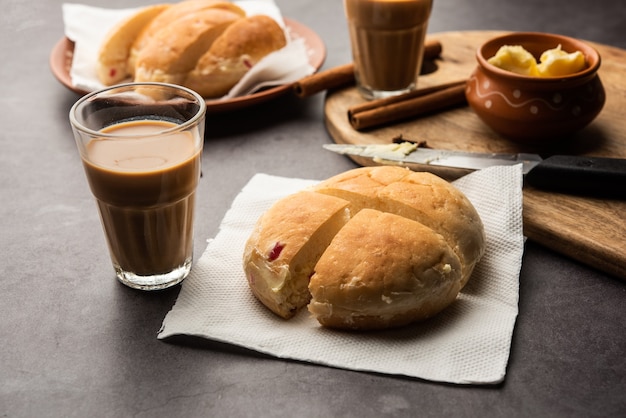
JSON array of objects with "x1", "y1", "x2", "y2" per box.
[
  {"x1": 344, "y1": 0, "x2": 433, "y2": 100},
  {"x1": 70, "y1": 82, "x2": 206, "y2": 290}
]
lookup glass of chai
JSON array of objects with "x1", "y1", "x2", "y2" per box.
[
  {"x1": 70, "y1": 83, "x2": 206, "y2": 291},
  {"x1": 344, "y1": 0, "x2": 433, "y2": 100}
]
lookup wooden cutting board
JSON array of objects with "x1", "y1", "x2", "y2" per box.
[{"x1": 324, "y1": 31, "x2": 626, "y2": 281}]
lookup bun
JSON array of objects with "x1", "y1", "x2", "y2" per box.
[
  {"x1": 243, "y1": 166, "x2": 486, "y2": 330},
  {"x1": 128, "y1": 0, "x2": 245, "y2": 75},
  {"x1": 96, "y1": 0, "x2": 288, "y2": 98},
  {"x1": 185, "y1": 15, "x2": 287, "y2": 97},
  {"x1": 134, "y1": 8, "x2": 242, "y2": 85},
  {"x1": 97, "y1": 4, "x2": 171, "y2": 86}
]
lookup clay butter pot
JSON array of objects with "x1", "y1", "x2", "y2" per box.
[{"x1": 466, "y1": 32, "x2": 605, "y2": 143}]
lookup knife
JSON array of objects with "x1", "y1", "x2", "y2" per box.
[{"x1": 323, "y1": 142, "x2": 626, "y2": 199}]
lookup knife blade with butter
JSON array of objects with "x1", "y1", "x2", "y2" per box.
[{"x1": 323, "y1": 142, "x2": 626, "y2": 199}]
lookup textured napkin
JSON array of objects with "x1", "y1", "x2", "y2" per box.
[
  {"x1": 158, "y1": 165, "x2": 524, "y2": 385},
  {"x1": 62, "y1": 1, "x2": 314, "y2": 97}
]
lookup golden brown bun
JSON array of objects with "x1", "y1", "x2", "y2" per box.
[
  {"x1": 97, "y1": 4, "x2": 171, "y2": 85},
  {"x1": 97, "y1": 1, "x2": 288, "y2": 97},
  {"x1": 312, "y1": 166, "x2": 485, "y2": 288},
  {"x1": 242, "y1": 166, "x2": 486, "y2": 330},
  {"x1": 134, "y1": 8, "x2": 242, "y2": 85},
  {"x1": 243, "y1": 191, "x2": 351, "y2": 319},
  {"x1": 128, "y1": 0, "x2": 245, "y2": 75},
  {"x1": 185, "y1": 14, "x2": 287, "y2": 98},
  {"x1": 308, "y1": 209, "x2": 462, "y2": 330}
]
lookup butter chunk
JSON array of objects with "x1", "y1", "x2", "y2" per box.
[
  {"x1": 487, "y1": 45, "x2": 539, "y2": 76},
  {"x1": 537, "y1": 44, "x2": 587, "y2": 76},
  {"x1": 488, "y1": 44, "x2": 587, "y2": 77}
]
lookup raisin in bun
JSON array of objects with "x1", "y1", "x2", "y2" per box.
[
  {"x1": 243, "y1": 166, "x2": 486, "y2": 330},
  {"x1": 185, "y1": 14, "x2": 287, "y2": 98}
]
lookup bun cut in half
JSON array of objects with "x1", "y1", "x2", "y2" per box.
[{"x1": 243, "y1": 166, "x2": 486, "y2": 331}]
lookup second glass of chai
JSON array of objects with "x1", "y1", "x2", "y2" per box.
[{"x1": 344, "y1": 0, "x2": 434, "y2": 100}]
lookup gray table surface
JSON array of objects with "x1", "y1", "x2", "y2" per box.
[{"x1": 1, "y1": 0, "x2": 624, "y2": 417}]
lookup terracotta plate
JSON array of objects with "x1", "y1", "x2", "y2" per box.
[{"x1": 49, "y1": 18, "x2": 326, "y2": 112}]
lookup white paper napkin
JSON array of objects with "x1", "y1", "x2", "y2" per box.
[
  {"x1": 158, "y1": 165, "x2": 524, "y2": 385},
  {"x1": 62, "y1": 1, "x2": 315, "y2": 97}
]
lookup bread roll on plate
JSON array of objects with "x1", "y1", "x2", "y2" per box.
[
  {"x1": 134, "y1": 7, "x2": 243, "y2": 85},
  {"x1": 243, "y1": 166, "x2": 486, "y2": 331},
  {"x1": 128, "y1": 0, "x2": 245, "y2": 75},
  {"x1": 96, "y1": 4, "x2": 171, "y2": 86},
  {"x1": 185, "y1": 14, "x2": 287, "y2": 98}
]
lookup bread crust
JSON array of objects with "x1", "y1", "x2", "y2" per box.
[{"x1": 185, "y1": 14, "x2": 287, "y2": 97}]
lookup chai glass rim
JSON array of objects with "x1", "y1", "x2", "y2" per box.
[{"x1": 69, "y1": 82, "x2": 207, "y2": 138}]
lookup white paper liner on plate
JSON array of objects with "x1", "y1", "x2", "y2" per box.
[
  {"x1": 62, "y1": 1, "x2": 314, "y2": 96},
  {"x1": 158, "y1": 165, "x2": 524, "y2": 385}
]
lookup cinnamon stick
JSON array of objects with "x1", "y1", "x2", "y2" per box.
[
  {"x1": 293, "y1": 39, "x2": 443, "y2": 98},
  {"x1": 348, "y1": 80, "x2": 468, "y2": 131},
  {"x1": 293, "y1": 63, "x2": 355, "y2": 98}
]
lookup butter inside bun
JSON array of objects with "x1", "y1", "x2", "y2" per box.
[
  {"x1": 242, "y1": 166, "x2": 486, "y2": 331},
  {"x1": 185, "y1": 14, "x2": 287, "y2": 98}
]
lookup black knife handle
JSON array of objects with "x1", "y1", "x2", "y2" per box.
[{"x1": 525, "y1": 155, "x2": 626, "y2": 199}]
